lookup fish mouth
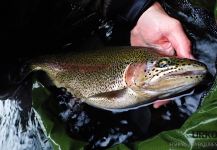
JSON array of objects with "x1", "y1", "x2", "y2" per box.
[
  {"x1": 146, "y1": 68, "x2": 207, "y2": 93},
  {"x1": 166, "y1": 69, "x2": 207, "y2": 77}
]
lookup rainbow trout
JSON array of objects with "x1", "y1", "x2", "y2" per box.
[{"x1": 27, "y1": 47, "x2": 207, "y2": 110}]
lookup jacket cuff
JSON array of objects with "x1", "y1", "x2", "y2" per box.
[{"x1": 117, "y1": 0, "x2": 155, "y2": 28}]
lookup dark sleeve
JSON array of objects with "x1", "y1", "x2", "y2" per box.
[
  {"x1": 76, "y1": 0, "x2": 155, "y2": 28},
  {"x1": 103, "y1": 0, "x2": 155, "y2": 28}
]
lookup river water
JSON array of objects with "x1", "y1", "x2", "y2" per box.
[{"x1": 0, "y1": 99, "x2": 52, "y2": 150}]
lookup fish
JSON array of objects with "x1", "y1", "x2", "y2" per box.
[{"x1": 26, "y1": 47, "x2": 207, "y2": 110}]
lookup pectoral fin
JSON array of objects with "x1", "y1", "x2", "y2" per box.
[{"x1": 85, "y1": 88, "x2": 143, "y2": 110}]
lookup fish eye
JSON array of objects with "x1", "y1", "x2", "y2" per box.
[{"x1": 157, "y1": 58, "x2": 171, "y2": 68}]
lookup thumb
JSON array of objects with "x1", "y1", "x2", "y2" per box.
[{"x1": 153, "y1": 99, "x2": 170, "y2": 108}]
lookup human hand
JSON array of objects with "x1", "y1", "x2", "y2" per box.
[
  {"x1": 130, "y1": 2, "x2": 193, "y2": 108},
  {"x1": 130, "y1": 2, "x2": 193, "y2": 59}
]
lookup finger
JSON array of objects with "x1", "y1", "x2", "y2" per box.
[
  {"x1": 153, "y1": 99, "x2": 170, "y2": 108},
  {"x1": 158, "y1": 42, "x2": 176, "y2": 56},
  {"x1": 143, "y1": 42, "x2": 175, "y2": 56},
  {"x1": 167, "y1": 22, "x2": 193, "y2": 59}
]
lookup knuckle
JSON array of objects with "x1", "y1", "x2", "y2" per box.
[
  {"x1": 130, "y1": 26, "x2": 139, "y2": 35},
  {"x1": 186, "y1": 39, "x2": 191, "y2": 47},
  {"x1": 172, "y1": 19, "x2": 181, "y2": 28}
]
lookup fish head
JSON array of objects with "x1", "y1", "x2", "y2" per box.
[{"x1": 125, "y1": 57, "x2": 208, "y2": 100}]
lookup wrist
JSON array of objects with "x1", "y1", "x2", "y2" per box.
[
  {"x1": 123, "y1": 0, "x2": 156, "y2": 28},
  {"x1": 145, "y1": 2, "x2": 165, "y2": 14}
]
